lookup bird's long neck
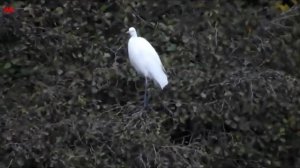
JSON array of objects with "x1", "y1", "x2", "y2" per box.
[{"x1": 130, "y1": 32, "x2": 138, "y2": 37}]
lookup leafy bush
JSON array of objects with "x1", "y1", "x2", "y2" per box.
[{"x1": 1, "y1": 0, "x2": 300, "y2": 167}]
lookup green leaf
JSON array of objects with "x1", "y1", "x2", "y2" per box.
[
  {"x1": 167, "y1": 43, "x2": 176, "y2": 52},
  {"x1": 55, "y1": 7, "x2": 64, "y2": 15},
  {"x1": 3, "y1": 63, "x2": 12, "y2": 69}
]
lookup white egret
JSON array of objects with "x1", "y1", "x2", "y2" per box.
[{"x1": 127, "y1": 27, "x2": 168, "y2": 107}]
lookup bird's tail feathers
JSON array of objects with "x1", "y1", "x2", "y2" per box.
[{"x1": 151, "y1": 66, "x2": 168, "y2": 89}]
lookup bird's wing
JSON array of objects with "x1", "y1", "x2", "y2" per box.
[
  {"x1": 138, "y1": 37, "x2": 168, "y2": 87},
  {"x1": 139, "y1": 37, "x2": 164, "y2": 66}
]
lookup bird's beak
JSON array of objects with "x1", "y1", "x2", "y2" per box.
[{"x1": 126, "y1": 31, "x2": 129, "y2": 34}]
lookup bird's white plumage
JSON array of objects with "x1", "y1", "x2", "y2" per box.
[{"x1": 127, "y1": 27, "x2": 168, "y2": 89}]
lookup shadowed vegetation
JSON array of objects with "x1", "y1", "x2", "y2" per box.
[{"x1": 1, "y1": 0, "x2": 300, "y2": 167}]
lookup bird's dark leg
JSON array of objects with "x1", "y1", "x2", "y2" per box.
[{"x1": 144, "y1": 77, "x2": 148, "y2": 108}]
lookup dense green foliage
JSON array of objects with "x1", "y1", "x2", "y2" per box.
[{"x1": 1, "y1": 0, "x2": 300, "y2": 167}]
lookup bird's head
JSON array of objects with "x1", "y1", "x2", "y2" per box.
[{"x1": 127, "y1": 27, "x2": 137, "y2": 37}]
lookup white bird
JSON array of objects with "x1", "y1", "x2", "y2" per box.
[{"x1": 127, "y1": 27, "x2": 168, "y2": 107}]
